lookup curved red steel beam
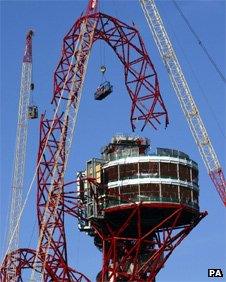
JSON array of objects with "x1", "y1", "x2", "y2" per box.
[
  {"x1": 35, "y1": 11, "x2": 169, "y2": 280},
  {"x1": 0, "y1": 248, "x2": 88, "y2": 282},
  {"x1": 36, "y1": 114, "x2": 98, "y2": 280},
  {"x1": 0, "y1": 248, "x2": 53, "y2": 281},
  {"x1": 37, "y1": 115, "x2": 92, "y2": 281},
  {"x1": 2, "y1": 10, "x2": 169, "y2": 282},
  {"x1": 53, "y1": 12, "x2": 169, "y2": 131}
]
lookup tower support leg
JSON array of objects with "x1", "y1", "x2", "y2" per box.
[{"x1": 93, "y1": 204, "x2": 207, "y2": 282}]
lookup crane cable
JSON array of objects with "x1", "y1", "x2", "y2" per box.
[
  {"x1": 99, "y1": 40, "x2": 106, "y2": 83},
  {"x1": 172, "y1": 0, "x2": 226, "y2": 85},
  {"x1": 2, "y1": 32, "x2": 81, "y2": 264},
  {"x1": 31, "y1": 15, "x2": 98, "y2": 281},
  {"x1": 161, "y1": 4, "x2": 226, "y2": 139}
]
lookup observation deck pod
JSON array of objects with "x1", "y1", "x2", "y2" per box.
[
  {"x1": 80, "y1": 136, "x2": 200, "y2": 233},
  {"x1": 101, "y1": 145, "x2": 200, "y2": 230},
  {"x1": 28, "y1": 105, "x2": 38, "y2": 119},
  {"x1": 79, "y1": 136, "x2": 206, "y2": 281},
  {"x1": 94, "y1": 81, "x2": 113, "y2": 100}
]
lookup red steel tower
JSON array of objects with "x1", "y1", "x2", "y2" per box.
[
  {"x1": 1, "y1": 1, "x2": 207, "y2": 281},
  {"x1": 78, "y1": 135, "x2": 207, "y2": 281}
]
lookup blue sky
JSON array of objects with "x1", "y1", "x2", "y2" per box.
[{"x1": 1, "y1": 0, "x2": 225, "y2": 281}]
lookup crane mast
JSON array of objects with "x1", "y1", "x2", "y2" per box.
[
  {"x1": 139, "y1": 0, "x2": 226, "y2": 206},
  {"x1": 30, "y1": 1, "x2": 99, "y2": 280},
  {"x1": 7, "y1": 30, "x2": 34, "y2": 279}
]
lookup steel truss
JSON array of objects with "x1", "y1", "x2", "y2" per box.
[
  {"x1": 0, "y1": 175, "x2": 92, "y2": 281},
  {"x1": 31, "y1": 11, "x2": 168, "y2": 281},
  {"x1": 92, "y1": 204, "x2": 207, "y2": 282},
  {"x1": 34, "y1": 115, "x2": 92, "y2": 281},
  {"x1": 1, "y1": 9, "x2": 168, "y2": 281},
  {"x1": 0, "y1": 248, "x2": 87, "y2": 282},
  {"x1": 53, "y1": 12, "x2": 168, "y2": 131},
  {"x1": 139, "y1": 0, "x2": 226, "y2": 205},
  {"x1": 7, "y1": 31, "x2": 33, "y2": 281}
]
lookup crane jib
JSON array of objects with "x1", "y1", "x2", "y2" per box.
[{"x1": 140, "y1": 0, "x2": 226, "y2": 206}]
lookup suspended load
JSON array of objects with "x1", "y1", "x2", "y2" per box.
[
  {"x1": 94, "y1": 65, "x2": 113, "y2": 100},
  {"x1": 94, "y1": 81, "x2": 113, "y2": 100},
  {"x1": 30, "y1": 83, "x2": 34, "y2": 91},
  {"x1": 28, "y1": 105, "x2": 38, "y2": 119}
]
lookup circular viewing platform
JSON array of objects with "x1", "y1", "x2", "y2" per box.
[
  {"x1": 102, "y1": 151, "x2": 199, "y2": 211},
  {"x1": 79, "y1": 136, "x2": 200, "y2": 232}
]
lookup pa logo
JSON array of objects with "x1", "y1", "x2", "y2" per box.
[{"x1": 208, "y1": 269, "x2": 223, "y2": 278}]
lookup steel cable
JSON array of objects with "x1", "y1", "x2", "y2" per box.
[{"x1": 173, "y1": 0, "x2": 226, "y2": 85}]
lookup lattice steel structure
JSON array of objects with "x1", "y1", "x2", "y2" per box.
[
  {"x1": 52, "y1": 12, "x2": 169, "y2": 131},
  {"x1": 0, "y1": 248, "x2": 89, "y2": 281},
  {"x1": 1, "y1": 1, "x2": 169, "y2": 280},
  {"x1": 6, "y1": 30, "x2": 33, "y2": 281},
  {"x1": 140, "y1": 0, "x2": 226, "y2": 206},
  {"x1": 94, "y1": 205, "x2": 206, "y2": 281},
  {"x1": 79, "y1": 136, "x2": 207, "y2": 281}
]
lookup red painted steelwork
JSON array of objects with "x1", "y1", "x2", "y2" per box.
[
  {"x1": 52, "y1": 12, "x2": 169, "y2": 131},
  {"x1": 35, "y1": 116, "x2": 96, "y2": 280},
  {"x1": 209, "y1": 169, "x2": 226, "y2": 206},
  {"x1": 92, "y1": 204, "x2": 207, "y2": 281},
  {"x1": 0, "y1": 114, "x2": 91, "y2": 281},
  {"x1": 30, "y1": 11, "x2": 168, "y2": 280},
  {"x1": 36, "y1": 114, "x2": 71, "y2": 280},
  {"x1": 0, "y1": 248, "x2": 88, "y2": 282},
  {"x1": 1, "y1": 4, "x2": 169, "y2": 280}
]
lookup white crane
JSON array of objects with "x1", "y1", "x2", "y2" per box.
[
  {"x1": 139, "y1": 0, "x2": 226, "y2": 206},
  {"x1": 7, "y1": 30, "x2": 35, "y2": 279},
  {"x1": 30, "y1": 1, "x2": 99, "y2": 280}
]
